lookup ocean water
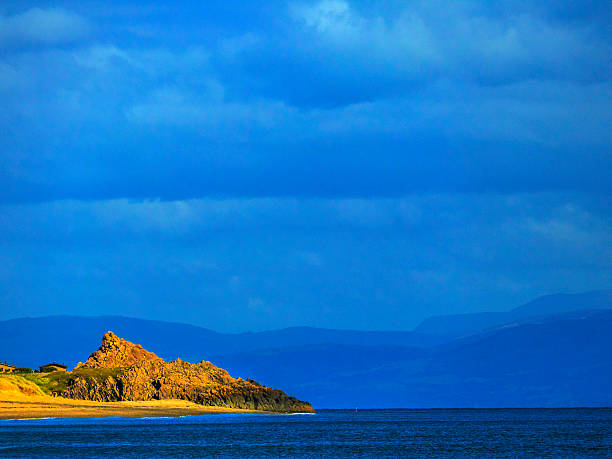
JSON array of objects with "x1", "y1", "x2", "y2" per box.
[{"x1": 1, "y1": 408, "x2": 611, "y2": 457}]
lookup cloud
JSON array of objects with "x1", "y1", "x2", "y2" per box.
[
  {"x1": 291, "y1": 0, "x2": 437, "y2": 61},
  {"x1": 1, "y1": 193, "x2": 611, "y2": 330},
  {"x1": 222, "y1": 0, "x2": 611, "y2": 107},
  {"x1": 2, "y1": 193, "x2": 611, "y2": 250},
  {"x1": 0, "y1": 8, "x2": 90, "y2": 48},
  {"x1": 0, "y1": 1, "x2": 610, "y2": 204},
  {"x1": 0, "y1": 1, "x2": 610, "y2": 331}
]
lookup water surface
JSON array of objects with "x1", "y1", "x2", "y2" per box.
[{"x1": 1, "y1": 408, "x2": 611, "y2": 457}]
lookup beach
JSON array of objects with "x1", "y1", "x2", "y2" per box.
[{"x1": 0, "y1": 395, "x2": 268, "y2": 420}]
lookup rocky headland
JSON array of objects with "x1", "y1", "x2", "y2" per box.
[{"x1": 35, "y1": 331, "x2": 314, "y2": 413}]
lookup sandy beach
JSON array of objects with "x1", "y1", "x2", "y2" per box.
[{"x1": 0, "y1": 395, "x2": 268, "y2": 420}]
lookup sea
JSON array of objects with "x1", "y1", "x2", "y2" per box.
[{"x1": 1, "y1": 408, "x2": 611, "y2": 457}]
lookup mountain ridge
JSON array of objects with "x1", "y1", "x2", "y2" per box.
[
  {"x1": 211, "y1": 309, "x2": 612, "y2": 408},
  {"x1": 414, "y1": 289, "x2": 612, "y2": 337},
  {"x1": 0, "y1": 315, "x2": 447, "y2": 369}
]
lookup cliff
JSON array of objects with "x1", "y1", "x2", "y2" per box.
[{"x1": 47, "y1": 331, "x2": 314, "y2": 413}]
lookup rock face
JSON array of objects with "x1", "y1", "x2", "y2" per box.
[
  {"x1": 58, "y1": 331, "x2": 314, "y2": 413},
  {"x1": 75, "y1": 331, "x2": 161, "y2": 369}
]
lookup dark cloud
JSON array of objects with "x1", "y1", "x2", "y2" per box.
[
  {"x1": 0, "y1": 1, "x2": 610, "y2": 203},
  {"x1": 213, "y1": 0, "x2": 612, "y2": 105},
  {"x1": 0, "y1": 1, "x2": 610, "y2": 328}
]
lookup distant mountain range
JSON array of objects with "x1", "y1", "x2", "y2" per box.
[
  {"x1": 0, "y1": 316, "x2": 444, "y2": 370},
  {"x1": 414, "y1": 290, "x2": 612, "y2": 337},
  {"x1": 215, "y1": 309, "x2": 612, "y2": 408},
  {"x1": 2, "y1": 289, "x2": 611, "y2": 408}
]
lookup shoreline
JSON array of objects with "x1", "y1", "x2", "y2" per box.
[{"x1": 0, "y1": 396, "x2": 303, "y2": 420}]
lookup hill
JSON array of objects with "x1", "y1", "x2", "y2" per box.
[
  {"x1": 414, "y1": 290, "x2": 612, "y2": 337},
  {"x1": 212, "y1": 310, "x2": 612, "y2": 408},
  {"x1": 18, "y1": 331, "x2": 313, "y2": 413},
  {"x1": 5, "y1": 290, "x2": 609, "y2": 370}
]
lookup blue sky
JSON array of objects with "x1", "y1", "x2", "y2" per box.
[{"x1": 1, "y1": 1, "x2": 611, "y2": 331}]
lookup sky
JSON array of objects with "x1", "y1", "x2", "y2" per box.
[{"x1": 0, "y1": 0, "x2": 611, "y2": 332}]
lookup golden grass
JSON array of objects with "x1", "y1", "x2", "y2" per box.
[{"x1": 0, "y1": 374, "x2": 46, "y2": 397}]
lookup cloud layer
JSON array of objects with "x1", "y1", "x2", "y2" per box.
[
  {"x1": 1, "y1": 193, "x2": 611, "y2": 330},
  {"x1": 0, "y1": 1, "x2": 610, "y2": 202},
  {"x1": 0, "y1": 1, "x2": 610, "y2": 329}
]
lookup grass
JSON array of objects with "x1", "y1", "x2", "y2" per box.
[
  {"x1": 0, "y1": 374, "x2": 46, "y2": 397},
  {"x1": 19, "y1": 368, "x2": 124, "y2": 395}
]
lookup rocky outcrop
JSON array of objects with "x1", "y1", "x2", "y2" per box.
[
  {"x1": 75, "y1": 331, "x2": 161, "y2": 369},
  {"x1": 57, "y1": 331, "x2": 314, "y2": 413}
]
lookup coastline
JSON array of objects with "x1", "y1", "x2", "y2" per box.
[{"x1": 0, "y1": 395, "x2": 287, "y2": 420}]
